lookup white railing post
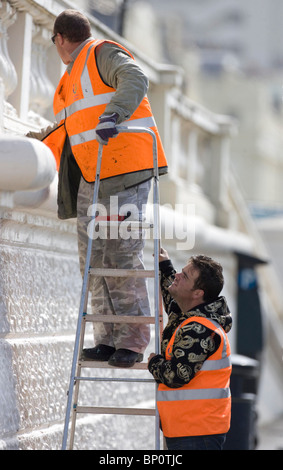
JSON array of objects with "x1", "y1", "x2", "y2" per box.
[{"x1": 0, "y1": 1, "x2": 17, "y2": 109}]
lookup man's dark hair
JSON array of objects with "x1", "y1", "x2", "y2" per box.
[
  {"x1": 54, "y1": 10, "x2": 92, "y2": 43},
  {"x1": 190, "y1": 255, "x2": 224, "y2": 303}
]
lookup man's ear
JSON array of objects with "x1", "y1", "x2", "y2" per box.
[
  {"x1": 193, "y1": 289, "x2": 204, "y2": 301},
  {"x1": 56, "y1": 33, "x2": 64, "y2": 46}
]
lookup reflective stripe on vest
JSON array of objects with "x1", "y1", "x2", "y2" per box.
[
  {"x1": 55, "y1": 91, "x2": 116, "y2": 123},
  {"x1": 156, "y1": 316, "x2": 232, "y2": 438},
  {"x1": 80, "y1": 39, "x2": 101, "y2": 95},
  {"x1": 49, "y1": 39, "x2": 167, "y2": 182},
  {"x1": 157, "y1": 387, "x2": 231, "y2": 402},
  {"x1": 69, "y1": 116, "x2": 156, "y2": 147}
]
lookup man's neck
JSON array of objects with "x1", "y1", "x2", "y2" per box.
[
  {"x1": 67, "y1": 37, "x2": 94, "y2": 74},
  {"x1": 177, "y1": 298, "x2": 204, "y2": 313}
]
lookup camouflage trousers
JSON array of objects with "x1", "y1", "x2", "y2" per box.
[{"x1": 77, "y1": 177, "x2": 151, "y2": 353}]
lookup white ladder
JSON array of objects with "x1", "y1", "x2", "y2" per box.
[{"x1": 61, "y1": 127, "x2": 163, "y2": 450}]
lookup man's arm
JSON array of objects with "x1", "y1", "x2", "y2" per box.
[
  {"x1": 26, "y1": 122, "x2": 58, "y2": 140},
  {"x1": 158, "y1": 248, "x2": 179, "y2": 315},
  {"x1": 96, "y1": 42, "x2": 149, "y2": 123},
  {"x1": 148, "y1": 323, "x2": 221, "y2": 388}
]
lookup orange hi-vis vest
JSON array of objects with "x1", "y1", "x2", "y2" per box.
[
  {"x1": 43, "y1": 39, "x2": 167, "y2": 182},
  {"x1": 157, "y1": 316, "x2": 232, "y2": 438}
]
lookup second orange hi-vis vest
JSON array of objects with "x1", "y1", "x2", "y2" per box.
[
  {"x1": 43, "y1": 39, "x2": 167, "y2": 182},
  {"x1": 157, "y1": 317, "x2": 232, "y2": 438}
]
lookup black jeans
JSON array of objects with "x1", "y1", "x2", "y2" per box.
[{"x1": 165, "y1": 433, "x2": 226, "y2": 450}]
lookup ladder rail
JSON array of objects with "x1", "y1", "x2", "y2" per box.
[
  {"x1": 62, "y1": 126, "x2": 162, "y2": 450},
  {"x1": 61, "y1": 141, "x2": 103, "y2": 451}
]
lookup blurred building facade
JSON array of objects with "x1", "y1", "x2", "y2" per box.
[
  {"x1": 129, "y1": 0, "x2": 283, "y2": 207},
  {"x1": 0, "y1": 0, "x2": 282, "y2": 450},
  {"x1": 137, "y1": 0, "x2": 283, "y2": 311}
]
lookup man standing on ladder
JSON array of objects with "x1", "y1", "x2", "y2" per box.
[
  {"x1": 148, "y1": 248, "x2": 233, "y2": 450},
  {"x1": 27, "y1": 10, "x2": 168, "y2": 367}
]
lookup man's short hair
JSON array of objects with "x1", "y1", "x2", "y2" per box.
[
  {"x1": 54, "y1": 10, "x2": 92, "y2": 43},
  {"x1": 190, "y1": 255, "x2": 224, "y2": 303}
]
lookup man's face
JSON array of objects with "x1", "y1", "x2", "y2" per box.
[
  {"x1": 53, "y1": 33, "x2": 73, "y2": 65},
  {"x1": 168, "y1": 261, "x2": 202, "y2": 306}
]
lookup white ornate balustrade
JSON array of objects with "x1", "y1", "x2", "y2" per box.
[{"x1": 0, "y1": 0, "x2": 241, "y2": 229}]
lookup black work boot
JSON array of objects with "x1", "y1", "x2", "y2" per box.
[
  {"x1": 108, "y1": 348, "x2": 143, "y2": 368},
  {"x1": 81, "y1": 344, "x2": 115, "y2": 361}
]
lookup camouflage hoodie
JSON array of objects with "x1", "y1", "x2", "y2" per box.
[{"x1": 148, "y1": 260, "x2": 232, "y2": 388}]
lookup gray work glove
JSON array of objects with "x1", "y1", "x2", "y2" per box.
[{"x1": 95, "y1": 113, "x2": 119, "y2": 145}]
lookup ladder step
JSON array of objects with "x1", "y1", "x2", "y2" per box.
[
  {"x1": 89, "y1": 268, "x2": 155, "y2": 278},
  {"x1": 74, "y1": 376, "x2": 154, "y2": 383},
  {"x1": 75, "y1": 406, "x2": 155, "y2": 416},
  {"x1": 79, "y1": 360, "x2": 149, "y2": 370},
  {"x1": 94, "y1": 221, "x2": 153, "y2": 229},
  {"x1": 84, "y1": 314, "x2": 156, "y2": 324}
]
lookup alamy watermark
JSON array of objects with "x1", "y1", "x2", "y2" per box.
[{"x1": 87, "y1": 196, "x2": 196, "y2": 250}]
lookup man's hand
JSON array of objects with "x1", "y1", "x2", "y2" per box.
[
  {"x1": 147, "y1": 353, "x2": 156, "y2": 365},
  {"x1": 95, "y1": 113, "x2": 119, "y2": 145},
  {"x1": 159, "y1": 247, "x2": 169, "y2": 262}
]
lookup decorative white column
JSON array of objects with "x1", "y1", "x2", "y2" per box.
[
  {"x1": 7, "y1": 9, "x2": 33, "y2": 121},
  {"x1": 187, "y1": 128, "x2": 198, "y2": 187},
  {"x1": 0, "y1": 1, "x2": 18, "y2": 114},
  {"x1": 170, "y1": 115, "x2": 181, "y2": 178},
  {"x1": 29, "y1": 24, "x2": 55, "y2": 121},
  {"x1": 207, "y1": 133, "x2": 233, "y2": 227},
  {"x1": 0, "y1": 76, "x2": 4, "y2": 131}
]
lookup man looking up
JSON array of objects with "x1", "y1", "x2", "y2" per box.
[{"x1": 148, "y1": 248, "x2": 232, "y2": 450}]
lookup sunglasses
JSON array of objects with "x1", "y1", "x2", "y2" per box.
[{"x1": 51, "y1": 33, "x2": 58, "y2": 44}]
